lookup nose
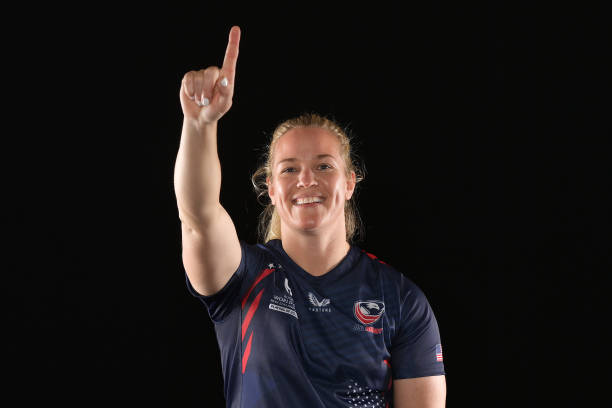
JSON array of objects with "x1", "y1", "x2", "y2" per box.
[{"x1": 296, "y1": 167, "x2": 318, "y2": 188}]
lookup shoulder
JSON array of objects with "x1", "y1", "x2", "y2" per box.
[
  {"x1": 357, "y1": 248, "x2": 404, "y2": 282},
  {"x1": 240, "y1": 239, "x2": 277, "y2": 263},
  {"x1": 356, "y1": 247, "x2": 427, "y2": 301},
  {"x1": 239, "y1": 239, "x2": 297, "y2": 284}
]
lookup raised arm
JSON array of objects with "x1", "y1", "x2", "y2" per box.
[{"x1": 173, "y1": 26, "x2": 242, "y2": 296}]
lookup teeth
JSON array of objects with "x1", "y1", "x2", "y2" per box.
[{"x1": 296, "y1": 197, "x2": 323, "y2": 205}]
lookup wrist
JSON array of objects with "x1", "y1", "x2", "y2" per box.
[{"x1": 183, "y1": 116, "x2": 218, "y2": 134}]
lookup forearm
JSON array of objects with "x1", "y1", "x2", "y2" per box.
[{"x1": 173, "y1": 118, "x2": 222, "y2": 228}]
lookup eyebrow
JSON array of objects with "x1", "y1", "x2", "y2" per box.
[{"x1": 277, "y1": 154, "x2": 336, "y2": 166}]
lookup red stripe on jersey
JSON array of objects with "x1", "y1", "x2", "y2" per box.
[
  {"x1": 242, "y1": 289, "x2": 264, "y2": 341},
  {"x1": 383, "y1": 359, "x2": 392, "y2": 390},
  {"x1": 362, "y1": 250, "x2": 378, "y2": 260},
  {"x1": 242, "y1": 331, "x2": 253, "y2": 374},
  {"x1": 361, "y1": 250, "x2": 388, "y2": 265},
  {"x1": 241, "y1": 268, "x2": 274, "y2": 309}
]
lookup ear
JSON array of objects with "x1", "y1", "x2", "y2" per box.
[
  {"x1": 345, "y1": 171, "x2": 356, "y2": 200},
  {"x1": 267, "y1": 176, "x2": 275, "y2": 205}
]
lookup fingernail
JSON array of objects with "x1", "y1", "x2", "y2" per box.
[
  {"x1": 220, "y1": 77, "x2": 228, "y2": 87},
  {"x1": 202, "y1": 97, "x2": 210, "y2": 106}
]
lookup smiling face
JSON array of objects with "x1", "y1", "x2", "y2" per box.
[{"x1": 267, "y1": 127, "x2": 356, "y2": 236}]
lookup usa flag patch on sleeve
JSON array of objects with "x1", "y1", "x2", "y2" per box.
[{"x1": 435, "y1": 344, "x2": 443, "y2": 362}]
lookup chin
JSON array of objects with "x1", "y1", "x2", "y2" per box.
[
  {"x1": 299, "y1": 221, "x2": 321, "y2": 231},
  {"x1": 293, "y1": 217, "x2": 323, "y2": 232}
]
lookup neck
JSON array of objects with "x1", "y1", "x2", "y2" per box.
[{"x1": 280, "y1": 223, "x2": 350, "y2": 277}]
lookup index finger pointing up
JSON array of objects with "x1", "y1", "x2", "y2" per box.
[{"x1": 221, "y1": 26, "x2": 241, "y2": 84}]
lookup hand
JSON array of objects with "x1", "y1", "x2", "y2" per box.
[{"x1": 179, "y1": 26, "x2": 241, "y2": 125}]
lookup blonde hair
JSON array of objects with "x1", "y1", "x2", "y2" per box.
[{"x1": 251, "y1": 112, "x2": 365, "y2": 243}]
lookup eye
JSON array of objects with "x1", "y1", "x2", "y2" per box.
[
  {"x1": 281, "y1": 167, "x2": 296, "y2": 173},
  {"x1": 318, "y1": 163, "x2": 333, "y2": 170}
]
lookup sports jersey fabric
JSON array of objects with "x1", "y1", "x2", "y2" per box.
[{"x1": 186, "y1": 239, "x2": 445, "y2": 407}]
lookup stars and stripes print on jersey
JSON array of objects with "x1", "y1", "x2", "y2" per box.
[{"x1": 342, "y1": 380, "x2": 386, "y2": 408}]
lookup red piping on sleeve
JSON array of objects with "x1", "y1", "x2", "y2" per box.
[
  {"x1": 242, "y1": 331, "x2": 254, "y2": 374},
  {"x1": 242, "y1": 289, "x2": 264, "y2": 341},
  {"x1": 241, "y1": 268, "x2": 274, "y2": 309}
]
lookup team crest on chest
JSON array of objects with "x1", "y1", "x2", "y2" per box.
[{"x1": 353, "y1": 300, "x2": 385, "y2": 334}]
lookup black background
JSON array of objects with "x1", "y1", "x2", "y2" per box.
[{"x1": 12, "y1": 2, "x2": 608, "y2": 407}]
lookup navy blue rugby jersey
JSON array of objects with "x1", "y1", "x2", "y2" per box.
[{"x1": 185, "y1": 239, "x2": 445, "y2": 408}]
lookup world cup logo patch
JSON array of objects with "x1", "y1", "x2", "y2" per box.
[{"x1": 353, "y1": 300, "x2": 385, "y2": 325}]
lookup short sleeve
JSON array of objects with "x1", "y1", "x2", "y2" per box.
[
  {"x1": 185, "y1": 240, "x2": 251, "y2": 323},
  {"x1": 390, "y1": 277, "x2": 445, "y2": 379}
]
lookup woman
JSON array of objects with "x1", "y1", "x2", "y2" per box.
[{"x1": 174, "y1": 26, "x2": 446, "y2": 407}]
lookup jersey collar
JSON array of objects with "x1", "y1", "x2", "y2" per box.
[{"x1": 263, "y1": 239, "x2": 361, "y2": 284}]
